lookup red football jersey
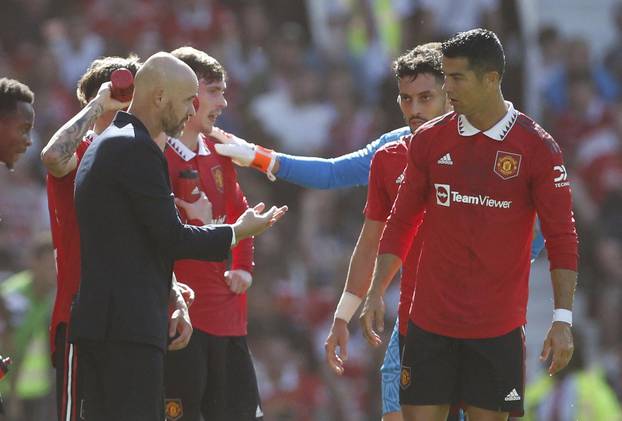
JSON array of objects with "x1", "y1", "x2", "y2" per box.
[
  {"x1": 47, "y1": 133, "x2": 94, "y2": 355},
  {"x1": 380, "y1": 103, "x2": 578, "y2": 338},
  {"x1": 364, "y1": 138, "x2": 422, "y2": 336},
  {"x1": 165, "y1": 135, "x2": 254, "y2": 336}
]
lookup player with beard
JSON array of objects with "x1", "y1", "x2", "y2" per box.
[
  {"x1": 69, "y1": 52, "x2": 287, "y2": 421},
  {"x1": 0, "y1": 78, "x2": 34, "y2": 169},
  {"x1": 327, "y1": 44, "x2": 449, "y2": 421},
  {"x1": 213, "y1": 43, "x2": 545, "y2": 420},
  {"x1": 163, "y1": 46, "x2": 262, "y2": 421},
  {"x1": 361, "y1": 29, "x2": 578, "y2": 421}
]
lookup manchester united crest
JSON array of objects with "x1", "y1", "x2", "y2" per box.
[
  {"x1": 165, "y1": 399, "x2": 183, "y2": 421},
  {"x1": 400, "y1": 366, "x2": 412, "y2": 390},
  {"x1": 493, "y1": 151, "x2": 522, "y2": 180},
  {"x1": 211, "y1": 165, "x2": 224, "y2": 192}
]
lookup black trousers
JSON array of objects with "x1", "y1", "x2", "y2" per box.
[{"x1": 77, "y1": 339, "x2": 165, "y2": 421}]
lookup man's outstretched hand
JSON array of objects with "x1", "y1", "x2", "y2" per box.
[{"x1": 232, "y1": 202, "x2": 287, "y2": 243}]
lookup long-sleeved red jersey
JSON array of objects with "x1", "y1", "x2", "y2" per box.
[
  {"x1": 47, "y1": 132, "x2": 94, "y2": 356},
  {"x1": 364, "y1": 138, "x2": 423, "y2": 336},
  {"x1": 379, "y1": 103, "x2": 578, "y2": 339},
  {"x1": 165, "y1": 135, "x2": 254, "y2": 336}
]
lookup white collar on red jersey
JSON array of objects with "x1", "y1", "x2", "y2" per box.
[
  {"x1": 85, "y1": 130, "x2": 97, "y2": 141},
  {"x1": 457, "y1": 101, "x2": 519, "y2": 141},
  {"x1": 166, "y1": 135, "x2": 210, "y2": 161}
]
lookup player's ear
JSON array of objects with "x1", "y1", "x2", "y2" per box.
[
  {"x1": 153, "y1": 88, "x2": 166, "y2": 108},
  {"x1": 484, "y1": 70, "x2": 500, "y2": 87}
]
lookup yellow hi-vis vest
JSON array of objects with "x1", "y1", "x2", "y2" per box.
[
  {"x1": 0, "y1": 271, "x2": 53, "y2": 399},
  {"x1": 524, "y1": 369, "x2": 622, "y2": 421}
]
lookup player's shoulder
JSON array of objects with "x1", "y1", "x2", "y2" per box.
[
  {"x1": 203, "y1": 134, "x2": 235, "y2": 168},
  {"x1": 375, "y1": 137, "x2": 409, "y2": 157},
  {"x1": 514, "y1": 111, "x2": 562, "y2": 154},
  {"x1": 202, "y1": 134, "x2": 219, "y2": 150},
  {"x1": 76, "y1": 131, "x2": 96, "y2": 158},
  {"x1": 414, "y1": 111, "x2": 456, "y2": 138}
]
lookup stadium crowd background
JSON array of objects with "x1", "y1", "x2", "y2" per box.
[{"x1": 2, "y1": 0, "x2": 622, "y2": 419}]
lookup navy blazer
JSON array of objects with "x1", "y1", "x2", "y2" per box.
[{"x1": 71, "y1": 112, "x2": 232, "y2": 351}]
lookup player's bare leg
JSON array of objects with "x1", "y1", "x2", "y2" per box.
[
  {"x1": 465, "y1": 406, "x2": 508, "y2": 421},
  {"x1": 402, "y1": 404, "x2": 449, "y2": 421}
]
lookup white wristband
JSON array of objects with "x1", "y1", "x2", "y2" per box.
[
  {"x1": 334, "y1": 292, "x2": 362, "y2": 323},
  {"x1": 553, "y1": 308, "x2": 572, "y2": 326}
]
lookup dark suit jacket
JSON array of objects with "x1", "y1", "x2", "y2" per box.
[{"x1": 71, "y1": 112, "x2": 233, "y2": 351}]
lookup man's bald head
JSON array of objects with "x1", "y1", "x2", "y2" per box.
[
  {"x1": 134, "y1": 52, "x2": 197, "y2": 95},
  {"x1": 129, "y1": 52, "x2": 198, "y2": 138}
]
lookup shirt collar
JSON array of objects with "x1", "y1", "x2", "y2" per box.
[
  {"x1": 166, "y1": 135, "x2": 210, "y2": 162},
  {"x1": 114, "y1": 111, "x2": 149, "y2": 135},
  {"x1": 457, "y1": 101, "x2": 519, "y2": 141}
]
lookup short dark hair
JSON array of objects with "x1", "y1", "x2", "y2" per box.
[
  {"x1": 76, "y1": 55, "x2": 142, "y2": 106},
  {"x1": 170, "y1": 46, "x2": 226, "y2": 84},
  {"x1": 442, "y1": 28, "x2": 505, "y2": 78},
  {"x1": 0, "y1": 78, "x2": 34, "y2": 118},
  {"x1": 393, "y1": 42, "x2": 444, "y2": 84}
]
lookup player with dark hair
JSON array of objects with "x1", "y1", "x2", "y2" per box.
[
  {"x1": 327, "y1": 43, "x2": 449, "y2": 421},
  {"x1": 40, "y1": 55, "x2": 151, "y2": 421},
  {"x1": 164, "y1": 46, "x2": 262, "y2": 421},
  {"x1": 0, "y1": 78, "x2": 34, "y2": 169},
  {"x1": 360, "y1": 28, "x2": 578, "y2": 421}
]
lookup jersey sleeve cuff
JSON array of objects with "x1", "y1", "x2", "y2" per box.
[
  {"x1": 378, "y1": 237, "x2": 408, "y2": 262},
  {"x1": 231, "y1": 263, "x2": 254, "y2": 274},
  {"x1": 548, "y1": 254, "x2": 578, "y2": 272}
]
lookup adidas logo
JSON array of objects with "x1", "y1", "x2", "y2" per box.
[
  {"x1": 504, "y1": 388, "x2": 521, "y2": 402},
  {"x1": 191, "y1": 186, "x2": 200, "y2": 195},
  {"x1": 256, "y1": 405, "x2": 264, "y2": 417},
  {"x1": 437, "y1": 153, "x2": 453, "y2": 165},
  {"x1": 396, "y1": 173, "x2": 404, "y2": 184}
]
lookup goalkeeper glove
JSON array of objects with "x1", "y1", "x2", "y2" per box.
[{"x1": 211, "y1": 127, "x2": 276, "y2": 181}]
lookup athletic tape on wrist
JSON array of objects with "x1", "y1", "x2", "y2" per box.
[
  {"x1": 553, "y1": 308, "x2": 572, "y2": 326},
  {"x1": 334, "y1": 292, "x2": 362, "y2": 323},
  {"x1": 251, "y1": 145, "x2": 276, "y2": 181}
]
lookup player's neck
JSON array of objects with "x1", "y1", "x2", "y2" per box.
[
  {"x1": 179, "y1": 126, "x2": 200, "y2": 152},
  {"x1": 464, "y1": 93, "x2": 507, "y2": 132}
]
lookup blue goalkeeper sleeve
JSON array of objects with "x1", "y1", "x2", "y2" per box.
[{"x1": 275, "y1": 127, "x2": 411, "y2": 189}]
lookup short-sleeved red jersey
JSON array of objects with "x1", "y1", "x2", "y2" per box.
[
  {"x1": 165, "y1": 135, "x2": 254, "y2": 336},
  {"x1": 364, "y1": 138, "x2": 422, "y2": 336},
  {"x1": 47, "y1": 133, "x2": 94, "y2": 355},
  {"x1": 379, "y1": 103, "x2": 578, "y2": 339}
]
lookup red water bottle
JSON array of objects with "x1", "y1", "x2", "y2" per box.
[
  {"x1": 0, "y1": 356, "x2": 11, "y2": 381},
  {"x1": 110, "y1": 68, "x2": 134, "y2": 102},
  {"x1": 176, "y1": 169, "x2": 201, "y2": 223}
]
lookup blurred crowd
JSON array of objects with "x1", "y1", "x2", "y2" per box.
[{"x1": 2, "y1": 0, "x2": 622, "y2": 419}]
